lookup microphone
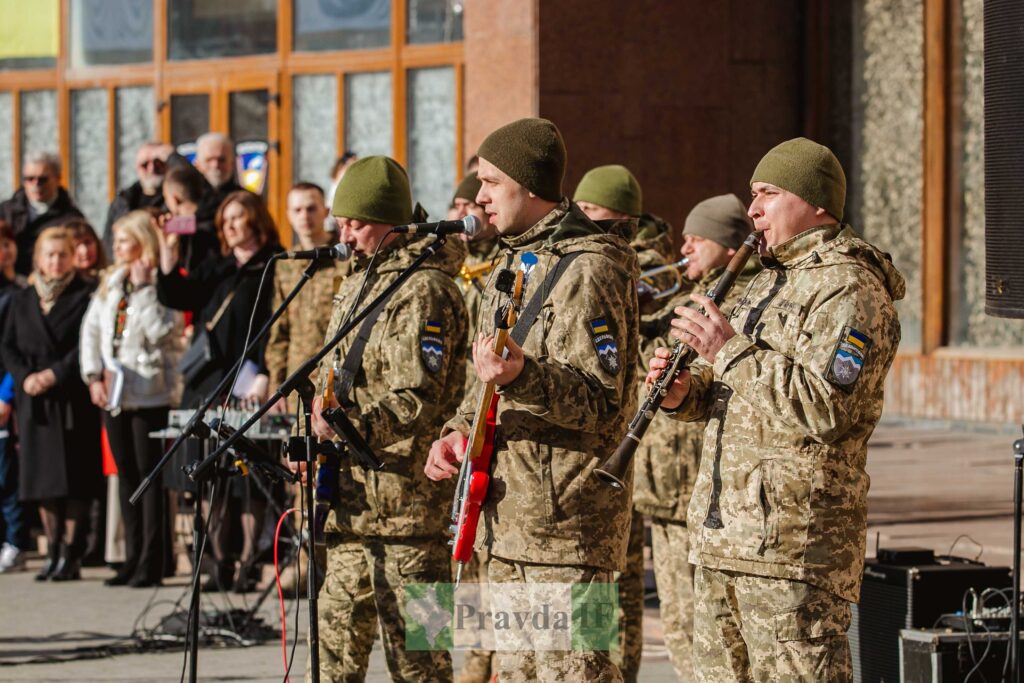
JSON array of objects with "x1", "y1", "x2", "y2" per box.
[
  {"x1": 391, "y1": 215, "x2": 481, "y2": 238},
  {"x1": 280, "y1": 243, "x2": 353, "y2": 261}
]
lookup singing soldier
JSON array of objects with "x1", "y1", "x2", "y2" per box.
[
  {"x1": 308, "y1": 155, "x2": 469, "y2": 682},
  {"x1": 426, "y1": 118, "x2": 640, "y2": 682}
]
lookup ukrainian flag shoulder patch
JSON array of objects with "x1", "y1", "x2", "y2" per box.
[
  {"x1": 420, "y1": 320, "x2": 444, "y2": 373},
  {"x1": 827, "y1": 325, "x2": 872, "y2": 391},
  {"x1": 587, "y1": 316, "x2": 620, "y2": 376}
]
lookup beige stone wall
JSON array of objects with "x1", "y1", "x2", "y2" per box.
[
  {"x1": 849, "y1": 0, "x2": 925, "y2": 351},
  {"x1": 463, "y1": 0, "x2": 539, "y2": 163}
]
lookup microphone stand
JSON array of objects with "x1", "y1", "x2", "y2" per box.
[
  {"x1": 133, "y1": 255, "x2": 329, "y2": 683},
  {"x1": 131, "y1": 255, "x2": 329, "y2": 507},
  {"x1": 186, "y1": 234, "x2": 448, "y2": 683}
]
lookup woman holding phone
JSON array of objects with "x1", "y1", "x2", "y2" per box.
[{"x1": 156, "y1": 191, "x2": 281, "y2": 592}]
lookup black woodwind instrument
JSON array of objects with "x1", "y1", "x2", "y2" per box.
[{"x1": 594, "y1": 232, "x2": 762, "y2": 489}]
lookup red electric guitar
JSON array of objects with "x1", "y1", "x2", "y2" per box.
[{"x1": 449, "y1": 261, "x2": 531, "y2": 586}]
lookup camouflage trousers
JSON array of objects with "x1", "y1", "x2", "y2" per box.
[
  {"x1": 311, "y1": 534, "x2": 453, "y2": 683},
  {"x1": 650, "y1": 518, "x2": 694, "y2": 680},
  {"x1": 456, "y1": 548, "x2": 495, "y2": 683},
  {"x1": 693, "y1": 567, "x2": 852, "y2": 682},
  {"x1": 612, "y1": 510, "x2": 644, "y2": 682},
  {"x1": 489, "y1": 556, "x2": 624, "y2": 683}
]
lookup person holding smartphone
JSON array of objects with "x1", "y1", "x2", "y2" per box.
[
  {"x1": 160, "y1": 164, "x2": 220, "y2": 273},
  {"x1": 156, "y1": 191, "x2": 282, "y2": 592}
]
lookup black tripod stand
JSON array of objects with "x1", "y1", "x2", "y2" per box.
[
  {"x1": 134, "y1": 256, "x2": 332, "y2": 683},
  {"x1": 187, "y1": 234, "x2": 449, "y2": 682}
]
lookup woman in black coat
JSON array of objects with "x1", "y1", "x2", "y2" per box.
[
  {"x1": 1, "y1": 227, "x2": 102, "y2": 581},
  {"x1": 156, "y1": 191, "x2": 281, "y2": 592}
]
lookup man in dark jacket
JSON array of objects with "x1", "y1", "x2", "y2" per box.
[
  {"x1": 102, "y1": 141, "x2": 173, "y2": 253},
  {"x1": 0, "y1": 152, "x2": 84, "y2": 275}
]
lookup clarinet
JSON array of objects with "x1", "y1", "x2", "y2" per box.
[{"x1": 594, "y1": 232, "x2": 762, "y2": 489}]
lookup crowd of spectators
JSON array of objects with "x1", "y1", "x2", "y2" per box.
[{"x1": 0, "y1": 137, "x2": 356, "y2": 593}]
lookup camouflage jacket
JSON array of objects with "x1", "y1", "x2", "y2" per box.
[
  {"x1": 444, "y1": 199, "x2": 640, "y2": 572},
  {"x1": 669, "y1": 224, "x2": 904, "y2": 601},
  {"x1": 265, "y1": 257, "x2": 350, "y2": 413},
  {"x1": 634, "y1": 213, "x2": 676, "y2": 263},
  {"x1": 322, "y1": 234, "x2": 469, "y2": 538},
  {"x1": 632, "y1": 259, "x2": 758, "y2": 521}
]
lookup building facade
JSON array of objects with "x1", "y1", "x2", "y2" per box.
[{"x1": 1, "y1": 0, "x2": 1020, "y2": 425}]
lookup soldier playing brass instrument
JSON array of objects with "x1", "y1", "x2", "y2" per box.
[
  {"x1": 637, "y1": 194, "x2": 759, "y2": 679},
  {"x1": 649, "y1": 138, "x2": 904, "y2": 682}
]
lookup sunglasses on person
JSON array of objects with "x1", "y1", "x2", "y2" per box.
[
  {"x1": 138, "y1": 158, "x2": 166, "y2": 170},
  {"x1": 23, "y1": 175, "x2": 50, "y2": 184}
]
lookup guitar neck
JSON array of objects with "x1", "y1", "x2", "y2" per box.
[{"x1": 467, "y1": 326, "x2": 513, "y2": 458}]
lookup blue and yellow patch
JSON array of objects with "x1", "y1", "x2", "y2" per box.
[
  {"x1": 827, "y1": 325, "x2": 872, "y2": 390},
  {"x1": 420, "y1": 320, "x2": 444, "y2": 373},
  {"x1": 587, "y1": 316, "x2": 620, "y2": 375}
]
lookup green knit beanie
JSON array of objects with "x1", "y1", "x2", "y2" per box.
[
  {"x1": 453, "y1": 171, "x2": 482, "y2": 203},
  {"x1": 750, "y1": 137, "x2": 846, "y2": 221},
  {"x1": 332, "y1": 155, "x2": 413, "y2": 225},
  {"x1": 684, "y1": 194, "x2": 752, "y2": 249},
  {"x1": 573, "y1": 165, "x2": 642, "y2": 216},
  {"x1": 477, "y1": 118, "x2": 566, "y2": 202}
]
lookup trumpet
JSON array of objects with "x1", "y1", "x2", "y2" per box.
[
  {"x1": 595, "y1": 233, "x2": 761, "y2": 489},
  {"x1": 637, "y1": 257, "x2": 689, "y2": 304},
  {"x1": 459, "y1": 261, "x2": 495, "y2": 287}
]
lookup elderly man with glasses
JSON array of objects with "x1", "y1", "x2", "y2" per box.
[
  {"x1": 102, "y1": 141, "x2": 174, "y2": 253},
  {"x1": 0, "y1": 151, "x2": 84, "y2": 275}
]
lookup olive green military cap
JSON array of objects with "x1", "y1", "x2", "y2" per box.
[
  {"x1": 453, "y1": 171, "x2": 482, "y2": 203},
  {"x1": 573, "y1": 165, "x2": 642, "y2": 217},
  {"x1": 750, "y1": 137, "x2": 846, "y2": 222},
  {"x1": 332, "y1": 155, "x2": 413, "y2": 226},
  {"x1": 683, "y1": 194, "x2": 752, "y2": 249},
  {"x1": 476, "y1": 118, "x2": 566, "y2": 202}
]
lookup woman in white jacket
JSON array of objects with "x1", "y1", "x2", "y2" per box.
[{"x1": 80, "y1": 210, "x2": 184, "y2": 587}]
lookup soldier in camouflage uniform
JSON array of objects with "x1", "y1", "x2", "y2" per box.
[
  {"x1": 447, "y1": 171, "x2": 500, "y2": 683},
  {"x1": 426, "y1": 118, "x2": 640, "y2": 683},
  {"x1": 573, "y1": 163, "x2": 678, "y2": 682},
  {"x1": 308, "y1": 156, "x2": 469, "y2": 682},
  {"x1": 650, "y1": 138, "x2": 904, "y2": 682},
  {"x1": 574, "y1": 164, "x2": 675, "y2": 315},
  {"x1": 266, "y1": 181, "x2": 351, "y2": 414},
  {"x1": 634, "y1": 194, "x2": 757, "y2": 681},
  {"x1": 264, "y1": 183, "x2": 375, "y2": 675}
]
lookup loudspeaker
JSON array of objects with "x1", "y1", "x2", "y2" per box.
[
  {"x1": 984, "y1": 0, "x2": 1024, "y2": 318},
  {"x1": 850, "y1": 555, "x2": 1012, "y2": 682}
]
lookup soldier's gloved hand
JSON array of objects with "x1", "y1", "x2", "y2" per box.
[
  {"x1": 473, "y1": 332, "x2": 525, "y2": 386},
  {"x1": 647, "y1": 347, "x2": 691, "y2": 410},
  {"x1": 424, "y1": 431, "x2": 467, "y2": 481},
  {"x1": 669, "y1": 293, "x2": 736, "y2": 363}
]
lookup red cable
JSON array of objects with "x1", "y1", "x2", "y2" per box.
[{"x1": 275, "y1": 507, "x2": 298, "y2": 682}]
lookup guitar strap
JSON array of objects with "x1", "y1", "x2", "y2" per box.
[{"x1": 510, "y1": 251, "x2": 584, "y2": 346}]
